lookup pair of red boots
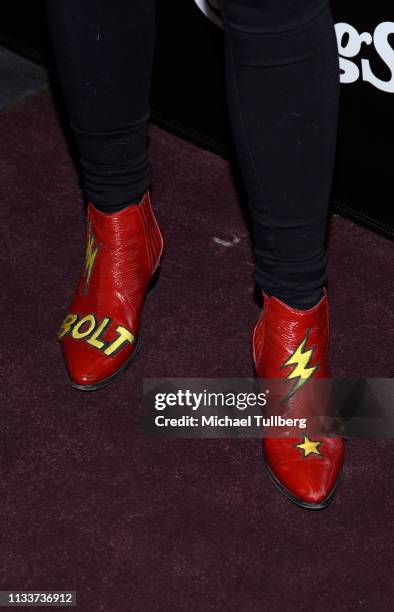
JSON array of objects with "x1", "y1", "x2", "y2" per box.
[{"x1": 58, "y1": 191, "x2": 344, "y2": 509}]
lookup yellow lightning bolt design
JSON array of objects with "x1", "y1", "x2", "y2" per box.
[
  {"x1": 84, "y1": 224, "x2": 99, "y2": 293},
  {"x1": 282, "y1": 329, "x2": 318, "y2": 399}
]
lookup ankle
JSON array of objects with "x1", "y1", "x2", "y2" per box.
[
  {"x1": 262, "y1": 287, "x2": 325, "y2": 311},
  {"x1": 89, "y1": 192, "x2": 146, "y2": 214}
]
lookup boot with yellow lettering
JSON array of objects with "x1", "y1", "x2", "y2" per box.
[
  {"x1": 252, "y1": 289, "x2": 345, "y2": 509},
  {"x1": 58, "y1": 191, "x2": 163, "y2": 390}
]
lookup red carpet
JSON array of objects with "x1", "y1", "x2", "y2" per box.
[{"x1": 1, "y1": 91, "x2": 393, "y2": 610}]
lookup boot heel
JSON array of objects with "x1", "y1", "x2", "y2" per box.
[{"x1": 147, "y1": 265, "x2": 161, "y2": 294}]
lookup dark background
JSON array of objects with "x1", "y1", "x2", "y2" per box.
[{"x1": 0, "y1": 0, "x2": 393, "y2": 239}]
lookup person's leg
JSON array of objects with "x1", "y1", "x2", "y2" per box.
[
  {"x1": 219, "y1": 0, "x2": 344, "y2": 508},
  {"x1": 48, "y1": 0, "x2": 163, "y2": 389},
  {"x1": 219, "y1": 0, "x2": 339, "y2": 309},
  {"x1": 46, "y1": 0, "x2": 154, "y2": 212}
]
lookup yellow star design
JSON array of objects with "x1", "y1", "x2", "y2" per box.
[{"x1": 295, "y1": 436, "x2": 322, "y2": 458}]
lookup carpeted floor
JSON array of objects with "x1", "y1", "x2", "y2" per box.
[{"x1": 1, "y1": 91, "x2": 393, "y2": 611}]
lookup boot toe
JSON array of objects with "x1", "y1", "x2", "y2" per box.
[
  {"x1": 264, "y1": 437, "x2": 344, "y2": 508},
  {"x1": 61, "y1": 338, "x2": 136, "y2": 390}
]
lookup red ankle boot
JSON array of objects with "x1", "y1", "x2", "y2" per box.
[
  {"x1": 58, "y1": 191, "x2": 163, "y2": 390},
  {"x1": 252, "y1": 289, "x2": 345, "y2": 509}
]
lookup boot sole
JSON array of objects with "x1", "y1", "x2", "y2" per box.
[{"x1": 65, "y1": 265, "x2": 161, "y2": 392}]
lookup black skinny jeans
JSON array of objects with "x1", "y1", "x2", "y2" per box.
[{"x1": 46, "y1": 0, "x2": 340, "y2": 309}]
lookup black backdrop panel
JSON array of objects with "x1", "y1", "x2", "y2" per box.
[
  {"x1": 152, "y1": 1, "x2": 394, "y2": 239},
  {"x1": 0, "y1": 1, "x2": 393, "y2": 239},
  {"x1": 0, "y1": 2, "x2": 51, "y2": 63}
]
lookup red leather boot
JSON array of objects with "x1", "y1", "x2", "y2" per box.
[
  {"x1": 252, "y1": 289, "x2": 345, "y2": 509},
  {"x1": 58, "y1": 191, "x2": 163, "y2": 390}
]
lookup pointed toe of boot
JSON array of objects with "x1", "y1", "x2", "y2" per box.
[
  {"x1": 60, "y1": 330, "x2": 139, "y2": 391},
  {"x1": 263, "y1": 436, "x2": 345, "y2": 509}
]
